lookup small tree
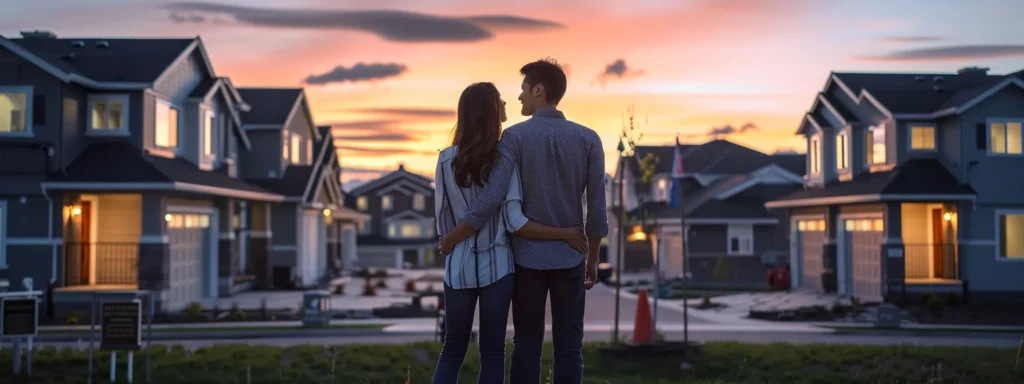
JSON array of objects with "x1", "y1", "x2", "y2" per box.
[{"x1": 712, "y1": 256, "x2": 731, "y2": 281}]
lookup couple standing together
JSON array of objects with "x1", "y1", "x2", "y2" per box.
[{"x1": 432, "y1": 58, "x2": 608, "y2": 384}]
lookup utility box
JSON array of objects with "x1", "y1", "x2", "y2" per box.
[{"x1": 302, "y1": 290, "x2": 332, "y2": 327}]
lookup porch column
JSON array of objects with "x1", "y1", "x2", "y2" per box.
[
  {"x1": 217, "y1": 199, "x2": 237, "y2": 297},
  {"x1": 248, "y1": 202, "x2": 272, "y2": 289},
  {"x1": 821, "y1": 206, "x2": 839, "y2": 293},
  {"x1": 326, "y1": 220, "x2": 339, "y2": 275},
  {"x1": 882, "y1": 202, "x2": 906, "y2": 301},
  {"x1": 137, "y1": 194, "x2": 169, "y2": 313},
  {"x1": 343, "y1": 224, "x2": 358, "y2": 272},
  {"x1": 417, "y1": 247, "x2": 425, "y2": 268}
]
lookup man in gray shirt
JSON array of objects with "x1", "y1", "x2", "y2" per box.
[{"x1": 440, "y1": 59, "x2": 608, "y2": 384}]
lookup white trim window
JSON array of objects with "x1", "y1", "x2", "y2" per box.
[
  {"x1": 0, "y1": 200, "x2": 7, "y2": 268},
  {"x1": 202, "y1": 110, "x2": 216, "y2": 157},
  {"x1": 989, "y1": 120, "x2": 1023, "y2": 155},
  {"x1": 413, "y1": 193, "x2": 425, "y2": 211},
  {"x1": 154, "y1": 99, "x2": 179, "y2": 148},
  {"x1": 809, "y1": 135, "x2": 822, "y2": 175},
  {"x1": 282, "y1": 131, "x2": 290, "y2": 161},
  {"x1": 381, "y1": 195, "x2": 393, "y2": 211},
  {"x1": 306, "y1": 138, "x2": 313, "y2": 165},
  {"x1": 290, "y1": 134, "x2": 301, "y2": 165},
  {"x1": 387, "y1": 223, "x2": 397, "y2": 237},
  {"x1": 356, "y1": 196, "x2": 368, "y2": 211},
  {"x1": 997, "y1": 212, "x2": 1024, "y2": 260},
  {"x1": 0, "y1": 86, "x2": 33, "y2": 135},
  {"x1": 88, "y1": 94, "x2": 129, "y2": 135},
  {"x1": 909, "y1": 124, "x2": 936, "y2": 151},
  {"x1": 836, "y1": 131, "x2": 849, "y2": 170},
  {"x1": 866, "y1": 123, "x2": 887, "y2": 165},
  {"x1": 400, "y1": 223, "x2": 422, "y2": 237},
  {"x1": 726, "y1": 224, "x2": 754, "y2": 256}
]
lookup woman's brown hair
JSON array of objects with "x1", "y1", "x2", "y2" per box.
[{"x1": 451, "y1": 82, "x2": 503, "y2": 188}]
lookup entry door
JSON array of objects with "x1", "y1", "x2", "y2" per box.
[
  {"x1": 79, "y1": 201, "x2": 93, "y2": 284},
  {"x1": 930, "y1": 208, "x2": 945, "y2": 277}
]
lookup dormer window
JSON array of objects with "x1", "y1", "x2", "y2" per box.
[
  {"x1": 306, "y1": 138, "x2": 313, "y2": 165},
  {"x1": 88, "y1": 94, "x2": 129, "y2": 136},
  {"x1": 290, "y1": 134, "x2": 301, "y2": 165},
  {"x1": 202, "y1": 110, "x2": 216, "y2": 156},
  {"x1": 356, "y1": 196, "x2": 368, "y2": 211},
  {"x1": 989, "y1": 120, "x2": 1023, "y2": 155},
  {"x1": 809, "y1": 135, "x2": 822, "y2": 175},
  {"x1": 909, "y1": 124, "x2": 936, "y2": 151},
  {"x1": 836, "y1": 131, "x2": 849, "y2": 170},
  {"x1": 382, "y1": 195, "x2": 393, "y2": 211},
  {"x1": 154, "y1": 99, "x2": 179, "y2": 148},
  {"x1": 413, "y1": 193, "x2": 425, "y2": 211},
  {"x1": 866, "y1": 123, "x2": 886, "y2": 165}
]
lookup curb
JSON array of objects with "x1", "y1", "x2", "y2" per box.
[{"x1": 827, "y1": 328, "x2": 1024, "y2": 340}]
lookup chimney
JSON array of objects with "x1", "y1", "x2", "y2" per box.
[
  {"x1": 957, "y1": 66, "x2": 990, "y2": 76},
  {"x1": 20, "y1": 30, "x2": 57, "y2": 39}
]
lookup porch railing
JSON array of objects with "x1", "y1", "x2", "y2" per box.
[
  {"x1": 903, "y1": 243, "x2": 958, "y2": 280},
  {"x1": 63, "y1": 242, "x2": 139, "y2": 287}
]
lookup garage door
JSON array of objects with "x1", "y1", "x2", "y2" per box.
[
  {"x1": 796, "y1": 219, "x2": 826, "y2": 291},
  {"x1": 844, "y1": 218, "x2": 884, "y2": 300},
  {"x1": 166, "y1": 213, "x2": 210, "y2": 312},
  {"x1": 298, "y1": 210, "x2": 323, "y2": 288}
]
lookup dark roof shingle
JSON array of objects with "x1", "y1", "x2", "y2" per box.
[
  {"x1": 770, "y1": 158, "x2": 974, "y2": 203},
  {"x1": 9, "y1": 37, "x2": 195, "y2": 82},
  {"x1": 236, "y1": 88, "x2": 303, "y2": 125}
]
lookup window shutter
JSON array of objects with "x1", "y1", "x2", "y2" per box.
[
  {"x1": 976, "y1": 123, "x2": 987, "y2": 150},
  {"x1": 33, "y1": 95, "x2": 46, "y2": 126}
]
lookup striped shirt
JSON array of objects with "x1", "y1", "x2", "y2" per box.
[
  {"x1": 461, "y1": 108, "x2": 608, "y2": 270},
  {"x1": 435, "y1": 146, "x2": 529, "y2": 289}
]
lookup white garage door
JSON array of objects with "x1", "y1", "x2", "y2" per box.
[
  {"x1": 298, "y1": 210, "x2": 323, "y2": 288},
  {"x1": 166, "y1": 213, "x2": 210, "y2": 312},
  {"x1": 796, "y1": 219, "x2": 826, "y2": 291},
  {"x1": 844, "y1": 218, "x2": 884, "y2": 300}
]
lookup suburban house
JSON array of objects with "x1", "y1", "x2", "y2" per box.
[
  {"x1": 240, "y1": 102, "x2": 367, "y2": 288},
  {"x1": 0, "y1": 31, "x2": 285, "y2": 313},
  {"x1": 765, "y1": 66, "x2": 1024, "y2": 303},
  {"x1": 607, "y1": 140, "x2": 805, "y2": 286},
  {"x1": 345, "y1": 165, "x2": 437, "y2": 269}
]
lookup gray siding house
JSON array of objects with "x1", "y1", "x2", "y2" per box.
[
  {"x1": 608, "y1": 140, "x2": 805, "y2": 285},
  {"x1": 766, "y1": 66, "x2": 1024, "y2": 303},
  {"x1": 344, "y1": 166, "x2": 437, "y2": 269},
  {"x1": 0, "y1": 31, "x2": 285, "y2": 313}
]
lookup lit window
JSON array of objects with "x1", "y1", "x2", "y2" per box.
[
  {"x1": 413, "y1": 193, "x2": 425, "y2": 211},
  {"x1": 203, "y1": 110, "x2": 216, "y2": 156},
  {"x1": 910, "y1": 125, "x2": 936, "y2": 150},
  {"x1": 282, "y1": 132, "x2": 290, "y2": 161},
  {"x1": 388, "y1": 224, "x2": 397, "y2": 237},
  {"x1": 990, "y1": 121, "x2": 1023, "y2": 155},
  {"x1": 998, "y1": 213, "x2": 1024, "y2": 259},
  {"x1": 88, "y1": 94, "x2": 128, "y2": 134},
  {"x1": 290, "y1": 134, "x2": 301, "y2": 164},
  {"x1": 382, "y1": 195, "x2": 393, "y2": 211},
  {"x1": 866, "y1": 124, "x2": 886, "y2": 165},
  {"x1": 0, "y1": 87, "x2": 31, "y2": 134},
  {"x1": 836, "y1": 132, "x2": 848, "y2": 169},
  {"x1": 401, "y1": 223, "x2": 421, "y2": 237},
  {"x1": 306, "y1": 139, "x2": 313, "y2": 165},
  {"x1": 155, "y1": 100, "x2": 178, "y2": 148},
  {"x1": 809, "y1": 136, "x2": 821, "y2": 174},
  {"x1": 356, "y1": 196, "x2": 368, "y2": 211}
]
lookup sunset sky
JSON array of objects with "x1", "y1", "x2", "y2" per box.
[{"x1": 4, "y1": 0, "x2": 1024, "y2": 185}]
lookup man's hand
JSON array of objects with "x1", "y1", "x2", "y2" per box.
[
  {"x1": 584, "y1": 262, "x2": 598, "y2": 290},
  {"x1": 438, "y1": 235, "x2": 455, "y2": 256},
  {"x1": 562, "y1": 227, "x2": 588, "y2": 253}
]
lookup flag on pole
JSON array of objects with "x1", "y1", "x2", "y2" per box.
[{"x1": 669, "y1": 135, "x2": 685, "y2": 208}]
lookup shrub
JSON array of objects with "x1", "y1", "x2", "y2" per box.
[
  {"x1": 927, "y1": 297, "x2": 945, "y2": 313},
  {"x1": 375, "y1": 279, "x2": 388, "y2": 289},
  {"x1": 404, "y1": 279, "x2": 417, "y2": 293},
  {"x1": 700, "y1": 294, "x2": 713, "y2": 308},
  {"x1": 65, "y1": 311, "x2": 85, "y2": 325},
  {"x1": 920, "y1": 292, "x2": 934, "y2": 306},
  {"x1": 333, "y1": 282, "x2": 346, "y2": 295},
  {"x1": 712, "y1": 256, "x2": 731, "y2": 281},
  {"x1": 230, "y1": 304, "x2": 245, "y2": 321},
  {"x1": 943, "y1": 292, "x2": 962, "y2": 307},
  {"x1": 371, "y1": 269, "x2": 389, "y2": 278},
  {"x1": 211, "y1": 304, "x2": 222, "y2": 320},
  {"x1": 362, "y1": 279, "x2": 378, "y2": 296},
  {"x1": 184, "y1": 302, "x2": 203, "y2": 320},
  {"x1": 356, "y1": 267, "x2": 371, "y2": 278}
]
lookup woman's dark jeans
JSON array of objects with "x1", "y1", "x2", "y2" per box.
[{"x1": 432, "y1": 273, "x2": 515, "y2": 384}]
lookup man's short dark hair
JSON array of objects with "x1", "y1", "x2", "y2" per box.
[{"x1": 520, "y1": 58, "x2": 567, "y2": 105}]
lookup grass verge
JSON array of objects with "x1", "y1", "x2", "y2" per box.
[
  {"x1": 827, "y1": 325, "x2": 1024, "y2": 336},
  {"x1": 2, "y1": 341, "x2": 1023, "y2": 383},
  {"x1": 38, "y1": 323, "x2": 388, "y2": 335}
]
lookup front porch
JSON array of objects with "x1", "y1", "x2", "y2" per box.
[{"x1": 897, "y1": 202, "x2": 963, "y2": 294}]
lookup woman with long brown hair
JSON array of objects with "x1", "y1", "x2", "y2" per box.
[{"x1": 432, "y1": 82, "x2": 586, "y2": 383}]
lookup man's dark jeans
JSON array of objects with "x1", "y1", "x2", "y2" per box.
[
  {"x1": 509, "y1": 262, "x2": 586, "y2": 384},
  {"x1": 432, "y1": 273, "x2": 514, "y2": 384}
]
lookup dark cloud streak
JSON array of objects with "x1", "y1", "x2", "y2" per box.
[
  {"x1": 304, "y1": 63, "x2": 407, "y2": 85},
  {"x1": 880, "y1": 36, "x2": 946, "y2": 43},
  {"x1": 708, "y1": 122, "x2": 758, "y2": 138},
  {"x1": 857, "y1": 45, "x2": 1024, "y2": 62},
  {"x1": 593, "y1": 59, "x2": 644, "y2": 88},
  {"x1": 335, "y1": 145, "x2": 436, "y2": 157},
  {"x1": 347, "y1": 107, "x2": 455, "y2": 118},
  {"x1": 163, "y1": 2, "x2": 564, "y2": 43}
]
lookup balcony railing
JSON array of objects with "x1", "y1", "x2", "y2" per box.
[
  {"x1": 903, "y1": 243, "x2": 958, "y2": 280},
  {"x1": 63, "y1": 242, "x2": 139, "y2": 287}
]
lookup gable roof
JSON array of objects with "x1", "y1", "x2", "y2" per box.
[
  {"x1": 623, "y1": 140, "x2": 775, "y2": 182},
  {"x1": 0, "y1": 33, "x2": 208, "y2": 87},
  {"x1": 247, "y1": 166, "x2": 315, "y2": 198},
  {"x1": 770, "y1": 153, "x2": 805, "y2": 176},
  {"x1": 237, "y1": 87, "x2": 321, "y2": 140},
  {"x1": 347, "y1": 165, "x2": 433, "y2": 197}
]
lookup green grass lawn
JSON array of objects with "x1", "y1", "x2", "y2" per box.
[
  {"x1": 2, "y1": 341, "x2": 1023, "y2": 383},
  {"x1": 37, "y1": 323, "x2": 388, "y2": 335}
]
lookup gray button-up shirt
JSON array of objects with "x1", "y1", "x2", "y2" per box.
[{"x1": 461, "y1": 108, "x2": 609, "y2": 270}]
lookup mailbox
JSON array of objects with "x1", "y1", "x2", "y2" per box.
[{"x1": 302, "y1": 290, "x2": 332, "y2": 327}]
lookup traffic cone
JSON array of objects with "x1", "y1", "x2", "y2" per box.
[{"x1": 632, "y1": 289, "x2": 653, "y2": 344}]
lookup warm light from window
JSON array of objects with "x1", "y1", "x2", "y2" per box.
[
  {"x1": 323, "y1": 208, "x2": 331, "y2": 217},
  {"x1": 164, "y1": 214, "x2": 172, "y2": 222},
  {"x1": 71, "y1": 206, "x2": 81, "y2": 216},
  {"x1": 943, "y1": 212, "x2": 952, "y2": 221}
]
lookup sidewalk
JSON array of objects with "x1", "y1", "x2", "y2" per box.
[
  {"x1": 38, "y1": 318, "x2": 419, "y2": 332},
  {"x1": 599, "y1": 284, "x2": 772, "y2": 326},
  {"x1": 811, "y1": 321, "x2": 1024, "y2": 332}
]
